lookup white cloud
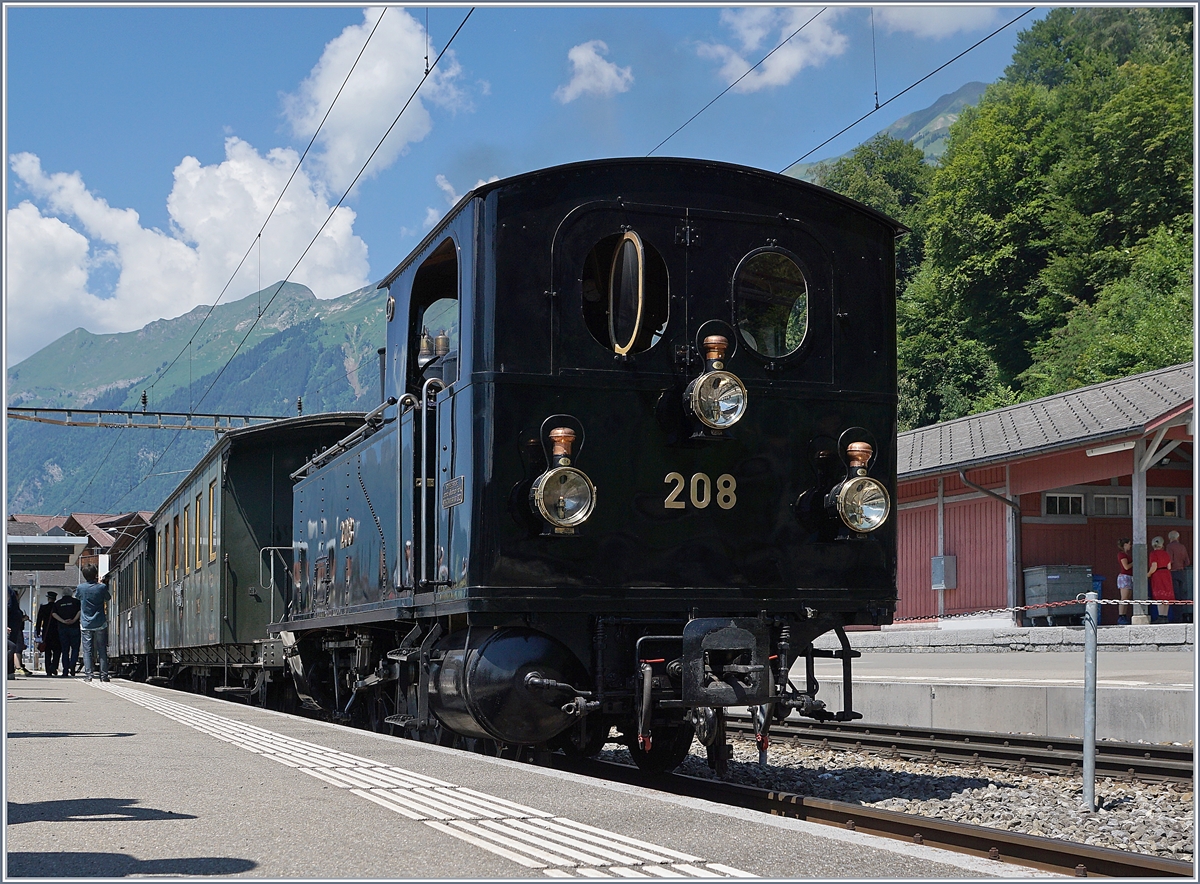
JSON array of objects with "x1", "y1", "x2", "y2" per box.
[
  {"x1": 5, "y1": 201, "x2": 94, "y2": 364},
  {"x1": 284, "y1": 6, "x2": 464, "y2": 194},
  {"x1": 7, "y1": 140, "x2": 370, "y2": 365},
  {"x1": 5, "y1": 7, "x2": 474, "y2": 367},
  {"x1": 422, "y1": 207, "x2": 444, "y2": 229},
  {"x1": 875, "y1": 7, "x2": 1002, "y2": 39},
  {"x1": 553, "y1": 40, "x2": 634, "y2": 104},
  {"x1": 435, "y1": 173, "x2": 460, "y2": 205},
  {"x1": 697, "y1": 7, "x2": 847, "y2": 93},
  {"x1": 422, "y1": 173, "x2": 501, "y2": 230}
]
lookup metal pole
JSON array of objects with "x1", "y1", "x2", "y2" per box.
[
  {"x1": 1132, "y1": 439, "x2": 1149, "y2": 624},
  {"x1": 1082, "y1": 590, "x2": 1098, "y2": 813}
]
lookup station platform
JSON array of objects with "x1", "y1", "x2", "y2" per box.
[
  {"x1": 4, "y1": 676, "x2": 1030, "y2": 880},
  {"x1": 806, "y1": 623, "x2": 1195, "y2": 745}
]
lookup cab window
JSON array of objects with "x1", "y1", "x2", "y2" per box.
[
  {"x1": 408, "y1": 238, "x2": 459, "y2": 392},
  {"x1": 735, "y1": 250, "x2": 808, "y2": 358},
  {"x1": 581, "y1": 230, "x2": 668, "y2": 355}
]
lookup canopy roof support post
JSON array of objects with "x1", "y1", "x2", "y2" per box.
[{"x1": 1131, "y1": 438, "x2": 1150, "y2": 625}]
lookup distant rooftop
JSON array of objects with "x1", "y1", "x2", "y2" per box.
[{"x1": 899, "y1": 363, "x2": 1195, "y2": 479}]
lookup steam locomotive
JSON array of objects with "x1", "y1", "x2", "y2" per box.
[{"x1": 110, "y1": 158, "x2": 901, "y2": 774}]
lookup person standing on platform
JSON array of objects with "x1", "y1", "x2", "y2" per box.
[
  {"x1": 7, "y1": 589, "x2": 31, "y2": 676},
  {"x1": 1116, "y1": 538, "x2": 1134, "y2": 626},
  {"x1": 34, "y1": 592, "x2": 60, "y2": 676},
  {"x1": 1147, "y1": 536, "x2": 1174, "y2": 623},
  {"x1": 52, "y1": 587, "x2": 82, "y2": 677},
  {"x1": 1166, "y1": 531, "x2": 1191, "y2": 623},
  {"x1": 76, "y1": 565, "x2": 111, "y2": 682}
]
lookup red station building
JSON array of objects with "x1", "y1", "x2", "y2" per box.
[{"x1": 895, "y1": 363, "x2": 1194, "y2": 625}]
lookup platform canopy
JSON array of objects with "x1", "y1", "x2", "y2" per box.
[{"x1": 5, "y1": 534, "x2": 88, "y2": 572}]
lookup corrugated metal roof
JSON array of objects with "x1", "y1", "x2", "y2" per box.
[{"x1": 899, "y1": 363, "x2": 1194, "y2": 479}]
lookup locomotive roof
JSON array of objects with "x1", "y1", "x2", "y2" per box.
[
  {"x1": 379, "y1": 156, "x2": 906, "y2": 289},
  {"x1": 149, "y1": 412, "x2": 366, "y2": 523}
]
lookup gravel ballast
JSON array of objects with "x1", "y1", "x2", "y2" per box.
[{"x1": 603, "y1": 736, "x2": 1194, "y2": 863}]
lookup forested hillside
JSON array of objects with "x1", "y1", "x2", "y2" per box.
[{"x1": 811, "y1": 8, "x2": 1194, "y2": 430}]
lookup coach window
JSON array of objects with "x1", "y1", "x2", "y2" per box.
[
  {"x1": 734, "y1": 250, "x2": 808, "y2": 358},
  {"x1": 582, "y1": 230, "x2": 669, "y2": 354},
  {"x1": 195, "y1": 493, "x2": 203, "y2": 571},
  {"x1": 408, "y1": 238, "x2": 459, "y2": 393},
  {"x1": 208, "y1": 479, "x2": 218, "y2": 562}
]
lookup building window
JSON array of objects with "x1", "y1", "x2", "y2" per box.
[
  {"x1": 209, "y1": 479, "x2": 218, "y2": 562},
  {"x1": 1094, "y1": 494, "x2": 1131, "y2": 516},
  {"x1": 1045, "y1": 494, "x2": 1084, "y2": 516},
  {"x1": 1148, "y1": 496, "x2": 1179, "y2": 518}
]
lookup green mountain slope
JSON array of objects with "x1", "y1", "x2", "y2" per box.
[
  {"x1": 6, "y1": 282, "x2": 386, "y2": 514},
  {"x1": 7, "y1": 281, "x2": 383, "y2": 411},
  {"x1": 786, "y1": 82, "x2": 988, "y2": 182}
]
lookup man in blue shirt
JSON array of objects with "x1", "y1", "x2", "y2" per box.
[{"x1": 75, "y1": 564, "x2": 111, "y2": 683}]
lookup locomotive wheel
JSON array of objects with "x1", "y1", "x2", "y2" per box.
[{"x1": 626, "y1": 722, "x2": 695, "y2": 774}]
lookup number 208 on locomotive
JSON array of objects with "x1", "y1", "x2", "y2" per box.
[{"x1": 285, "y1": 157, "x2": 902, "y2": 772}]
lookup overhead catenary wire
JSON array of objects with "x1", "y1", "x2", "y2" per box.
[
  {"x1": 647, "y1": 8, "x2": 826, "y2": 157},
  {"x1": 142, "y1": 7, "x2": 390, "y2": 408},
  {"x1": 105, "y1": 8, "x2": 476, "y2": 514},
  {"x1": 187, "y1": 6, "x2": 472, "y2": 417},
  {"x1": 781, "y1": 7, "x2": 1035, "y2": 172}
]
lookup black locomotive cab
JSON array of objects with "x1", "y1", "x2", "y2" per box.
[{"x1": 287, "y1": 158, "x2": 901, "y2": 772}]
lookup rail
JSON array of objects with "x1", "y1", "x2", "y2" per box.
[
  {"x1": 553, "y1": 756, "x2": 1194, "y2": 878},
  {"x1": 724, "y1": 717, "x2": 1194, "y2": 783}
]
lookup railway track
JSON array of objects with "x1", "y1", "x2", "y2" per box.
[
  {"x1": 182, "y1": 686, "x2": 1192, "y2": 876},
  {"x1": 553, "y1": 756, "x2": 1195, "y2": 878},
  {"x1": 725, "y1": 717, "x2": 1194, "y2": 783}
]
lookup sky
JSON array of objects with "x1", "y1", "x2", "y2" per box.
[{"x1": 4, "y1": 3, "x2": 1049, "y2": 367}]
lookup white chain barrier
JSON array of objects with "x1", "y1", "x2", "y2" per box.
[{"x1": 894, "y1": 596, "x2": 1192, "y2": 623}]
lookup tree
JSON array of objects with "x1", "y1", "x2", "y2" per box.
[
  {"x1": 811, "y1": 134, "x2": 932, "y2": 287},
  {"x1": 1020, "y1": 223, "x2": 1194, "y2": 397},
  {"x1": 896, "y1": 266, "x2": 1016, "y2": 430}
]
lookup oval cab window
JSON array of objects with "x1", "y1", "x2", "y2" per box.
[
  {"x1": 582, "y1": 231, "x2": 668, "y2": 354},
  {"x1": 735, "y1": 250, "x2": 808, "y2": 358}
]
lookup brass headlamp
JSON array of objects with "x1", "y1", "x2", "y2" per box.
[
  {"x1": 530, "y1": 427, "x2": 597, "y2": 533},
  {"x1": 826, "y1": 441, "x2": 891, "y2": 533},
  {"x1": 683, "y1": 336, "x2": 747, "y2": 432}
]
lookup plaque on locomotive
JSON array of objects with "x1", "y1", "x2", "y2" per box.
[{"x1": 441, "y1": 476, "x2": 465, "y2": 509}]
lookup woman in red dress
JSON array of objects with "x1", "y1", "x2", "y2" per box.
[{"x1": 1148, "y1": 535, "x2": 1174, "y2": 622}]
